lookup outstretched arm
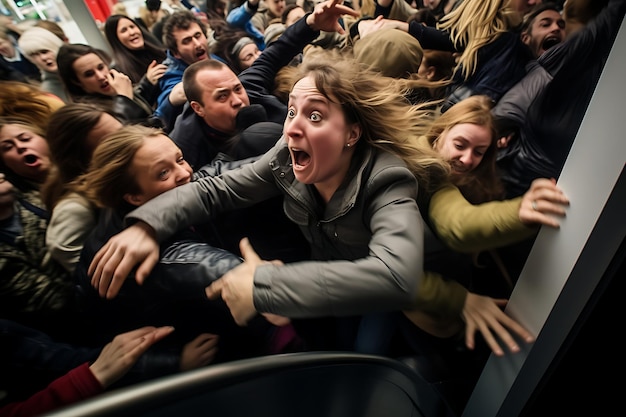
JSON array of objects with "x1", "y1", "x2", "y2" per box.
[
  {"x1": 404, "y1": 272, "x2": 534, "y2": 356},
  {"x1": 88, "y1": 221, "x2": 160, "y2": 299},
  {"x1": 429, "y1": 178, "x2": 569, "y2": 253},
  {"x1": 305, "y1": 0, "x2": 360, "y2": 33},
  {"x1": 90, "y1": 326, "x2": 175, "y2": 387},
  {"x1": 461, "y1": 293, "x2": 534, "y2": 356},
  {"x1": 0, "y1": 326, "x2": 174, "y2": 417}
]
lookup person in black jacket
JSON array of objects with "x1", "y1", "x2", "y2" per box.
[
  {"x1": 103, "y1": 14, "x2": 168, "y2": 107},
  {"x1": 493, "y1": 0, "x2": 625, "y2": 198},
  {"x1": 74, "y1": 125, "x2": 284, "y2": 362},
  {"x1": 56, "y1": 43, "x2": 162, "y2": 128},
  {"x1": 169, "y1": 8, "x2": 330, "y2": 155}
]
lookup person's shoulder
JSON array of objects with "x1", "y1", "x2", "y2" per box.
[
  {"x1": 372, "y1": 147, "x2": 410, "y2": 168},
  {"x1": 170, "y1": 103, "x2": 200, "y2": 135},
  {"x1": 162, "y1": 51, "x2": 184, "y2": 69},
  {"x1": 367, "y1": 149, "x2": 418, "y2": 186},
  {"x1": 53, "y1": 192, "x2": 94, "y2": 212}
]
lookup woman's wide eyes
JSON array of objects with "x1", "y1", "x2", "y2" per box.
[{"x1": 287, "y1": 108, "x2": 322, "y2": 122}]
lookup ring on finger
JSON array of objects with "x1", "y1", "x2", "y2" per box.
[{"x1": 531, "y1": 200, "x2": 538, "y2": 211}]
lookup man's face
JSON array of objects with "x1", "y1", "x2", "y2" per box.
[
  {"x1": 172, "y1": 22, "x2": 209, "y2": 65},
  {"x1": 189, "y1": 67, "x2": 250, "y2": 135},
  {"x1": 522, "y1": 9, "x2": 565, "y2": 58}
]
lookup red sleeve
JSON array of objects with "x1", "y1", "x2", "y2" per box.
[{"x1": 0, "y1": 363, "x2": 104, "y2": 417}]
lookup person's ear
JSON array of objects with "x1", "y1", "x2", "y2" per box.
[
  {"x1": 425, "y1": 65, "x2": 436, "y2": 81},
  {"x1": 190, "y1": 100, "x2": 204, "y2": 117},
  {"x1": 123, "y1": 193, "x2": 144, "y2": 207},
  {"x1": 520, "y1": 31, "x2": 530, "y2": 46},
  {"x1": 347, "y1": 124, "x2": 361, "y2": 147}
]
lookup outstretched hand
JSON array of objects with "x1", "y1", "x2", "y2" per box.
[
  {"x1": 206, "y1": 238, "x2": 263, "y2": 326},
  {"x1": 305, "y1": 0, "x2": 360, "y2": 34},
  {"x1": 88, "y1": 221, "x2": 160, "y2": 299},
  {"x1": 180, "y1": 333, "x2": 219, "y2": 371},
  {"x1": 357, "y1": 16, "x2": 408, "y2": 39},
  {"x1": 519, "y1": 178, "x2": 569, "y2": 228},
  {"x1": 90, "y1": 326, "x2": 174, "y2": 388},
  {"x1": 462, "y1": 293, "x2": 534, "y2": 356}
]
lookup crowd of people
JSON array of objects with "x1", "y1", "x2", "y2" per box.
[{"x1": 1, "y1": 0, "x2": 623, "y2": 415}]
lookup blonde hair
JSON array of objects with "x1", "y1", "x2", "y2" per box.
[
  {"x1": 111, "y1": 3, "x2": 128, "y2": 16},
  {"x1": 0, "y1": 116, "x2": 46, "y2": 138},
  {"x1": 78, "y1": 124, "x2": 164, "y2": 210},
  {"x1": 421, "y1": 95, "x2": 504, "y2": 203},
  {"x1": 291, "y1": 50, "x2": 450, "y2": 198},
  {"x1": 360, "y1": 0, "x2": 375, "y2": 18},
  {"x1": 437, "y1": 0, "x2": 520, "y2": 80},
  {"x1": 138, "y1": 6, "x2": 158, "y2": 30}
]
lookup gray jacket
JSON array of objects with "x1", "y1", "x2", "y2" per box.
[{"x1": 127, "y1": 138, "x2": 424, "y2": 317}]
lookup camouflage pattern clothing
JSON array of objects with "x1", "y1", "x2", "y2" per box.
[{"x1": 0, "y1": 188, "x2": 74, "y2": 319}]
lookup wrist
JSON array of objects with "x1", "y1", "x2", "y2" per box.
[
  {"x1": 305, "y1": 12, "x2": 315, "y2": 29},
  {"x1": 135, "y1": 220, "x2": 157, "y2": 239}
]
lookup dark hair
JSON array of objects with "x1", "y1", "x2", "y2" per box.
[
  {"x1": 281, "y1": 4, "x2": 303, "y2": 24},
  {"x1": 182, "y1": 58, "x2": 228, "y2": 104},
  {"x1": 162, "y1": 10, "x2": 207, "y2": 53},
  {"x1": 210, "y1": 25, "x2": 255, "y2": 73},
  {"x1": 56, "y1": 43, "x2": 113, "y2": 99},
  {"x1": 146, "y1": 0, "x2": 162, "y2": 11},
  {"x1": 42, "y1": 103, "x2": 122, "y2": 210},
  {"x1": 407, "y1": 9, "x2": 438, "y2": 27},
  {"x1": 562, "y1": 0, "x2": 608, "y2": 27},
  {"x1": 203, "y1": 0, "x2": 227, "y2": 20},
  {"x1": 416, "y1": 0, "x2": 454, "y2": 20},
  {"x1": 521, "y1": 2, "x2": 562, "y2": 33},
  {"x1": 422, "y1": 49, "x2": 456, "y2": 81},
  {"x1": 104, "y1": 14, "x2": 167, "y2": 83}
]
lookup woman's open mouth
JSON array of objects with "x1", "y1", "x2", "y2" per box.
[
  {"x1": 23, "y1": 154, "x2": 39, "y2": 166},
  {"x1": 291, "y1": 148, "x2": 311, "y2": 168}
]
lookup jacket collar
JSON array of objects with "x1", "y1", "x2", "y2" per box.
[{"x1": 269, "y1": 138, "x2": 374, "y2": 219}]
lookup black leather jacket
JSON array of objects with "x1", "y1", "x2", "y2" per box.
[
  {"x1": 73, "y1": 205, "x2": 243, "y2": 344},
  {"x1": 73, "y1": 154, "x2": 295, "y2": 358}
]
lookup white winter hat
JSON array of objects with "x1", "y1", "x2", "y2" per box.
[{"x1": 18, "y1": 26, "x2": 64, "y2": 57}]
